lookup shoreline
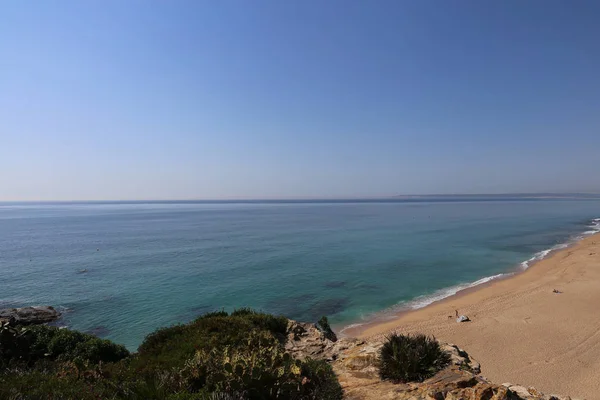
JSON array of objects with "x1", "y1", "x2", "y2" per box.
[
  {"x1": 341, "y1": 236, "x2": 580, "y2": 338},
  {"x1": 339, "y1": 219, "x2": 600, "y2": 338},
  {"x1": 342, "y1": 231, "x2": 600, "y2": 398}
]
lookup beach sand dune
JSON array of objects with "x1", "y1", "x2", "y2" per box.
[{"x1": 348, "y1": 235, "x2": 600, "y2": 399}]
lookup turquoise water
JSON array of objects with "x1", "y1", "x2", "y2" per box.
[{"x1": 1, "y1": 199, "x2": 599, "y2": 350}]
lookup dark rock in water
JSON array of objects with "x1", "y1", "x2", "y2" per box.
[
  {"x1": 266, "y1": 294, "x2": 317, "y2": 320},
  {"x1": 355, "y1": 283, "x2": 379, "y2": 291},
  {"x1": 271, "y1": 297, "x2": 349, "y2": 323},
  {"x1": 0, "y1": 306, "x2": 61, "y2": 325},
  {"x1": 307, "y1": 298, "x2": 348, "y2": 321},
  {"x1": 85, "y1": 325, "x2": 110, "y2": 337}
]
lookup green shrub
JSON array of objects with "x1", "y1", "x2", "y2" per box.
[
  {"x1": 299, "y1": 358, "x2": 343, "y2": 400},
  {"x1": 231, "y1": 308, "x2": 289, "y2": 338},
  {"x1": 71, "y1": 336, "x2": 130, "y2": 363},
  {"x1": 0, "y1": 367, "x2": 118, "y2": 400},
  {"x1": 196, "y1": 310, "x2": 229, "y2": 320},
  {"x1": 378, "y1": 333, "x2": 450, "y2": 383},
  {"x1": 228, "y1": 308, "x2": 254, "y2": 316},
  {"x1": 1, "y1": 360, "x2": 178, "y2": 400},
  {"x1": 167, "y1": 392, "x2": 241, "y2": 400},
  {"x1": 134, "y1": 315, "x2": 260, "y2": 374},
  {"x1": 135, "y1": 310, "x2": 288, "y2": 375},
  {"x1": 178, "y1": 330, "x2": 298, "y2": 396},
  {"x1": 176, "y1": 330, "x2": 341, "y2": 399},
  {"x1": 1, "y1": 324, "x2": 129, "y2": 366},
  {"x1": 0, "y1": 308, "x2": 343, "y2": 400},
  {"x1": 32, "y1": 325, "x2": 129, "y2": 364},
  {"x1": 0, "y1": 320, "x2": 32, "y2": 366},
  {"x1": 137, "y1": 324, "x2": 188, "y2": 355},
  {"x1": 45, "y1": 327, "x2": 87, "y2": 357}
]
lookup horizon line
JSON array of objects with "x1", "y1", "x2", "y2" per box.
[{"x1": 2, "y1": 192, "x2": 600, "y2": 203}]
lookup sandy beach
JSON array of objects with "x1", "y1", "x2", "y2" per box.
[{"x1": 347, "y1": 234, "x2": 600, "y2": 399}]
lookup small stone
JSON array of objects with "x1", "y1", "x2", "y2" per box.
[
  {"x1": 509, "y1": 384, "x2": 533, "y2": 398},
  {"x1": 528, "y1": 386, "x2": 543, "y2": 396}
]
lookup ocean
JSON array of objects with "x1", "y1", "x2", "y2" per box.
[{"x1": 1, "y1": 199, "x2": 599, "y2": 350}]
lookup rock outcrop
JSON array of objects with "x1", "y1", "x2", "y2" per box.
[
  {"x1": 0, "y1": 306, "x2": 61, "y2": 325},
  {"x1": 284, "y1": 320, "x2": 581, "y2": 400},
  {"x1": 284, "y1": 320, "x2": 360, "y2": 362}
]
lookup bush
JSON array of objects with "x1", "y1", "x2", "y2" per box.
[
  {"x1": 378, "y1": 333, "x2": 450, "y2": 383},
  {"x1": 175, "y1": 330, "x2": 342, "y2": 400},
  {"x1": 300, "y1": 358, "x2": 343, "y2": 400},
  {"x1": 230, "y1": 308, "x2": 289, "y2": 338},
  {"x1": 0, "y1": 320, "x2": 31, "y2": 365},
  {"x1": 135, "y1": 315, "x2": 261, "y2": 374},
  {"x1": 167, "y1": 392, "x2": 242, "y2": 400},
  {"x1": 0, "y1": 309, "x2": 343, "y2": 400},
  {"x1": 1, "y1": 323, "x2": 129, "y2": 366},
  {"x1": 32, "y1": 325, "x2": 129, "y2": 364},
  {"x1": 137, "y1": 323, "x2": 188, "y2": 355},
  {"x1": 196, "y1": 310, "x2": 229, "y2": 320},
  {"x1": 177, "y1": 330, "x2": 299, "y2": 396},
  {"x1": 71, "y1": 336, "x2": 130, "y2": 363},
  {"x1": 135, "y1": 309, "x2": 288, "y2": 374},
  {"x1": 0, "y1": 368, "x2": 112, "y2": 400}
]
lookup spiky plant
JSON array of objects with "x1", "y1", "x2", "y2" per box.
[{"x1": 378, "y1": 333, "x2": 450, "y2": 383}]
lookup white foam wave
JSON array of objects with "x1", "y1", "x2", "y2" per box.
[
  {"x1": 338, "y1": 272, "x2": 509, "y2": 334},
  {"x1": 340, "y1": 217, "x2": 600, "y2": 334},
  {"x1": 575, "y1": 218, "x2": 600, "y2": 239},
  {"x1": 338, "y1": 322, "x2": 366, "y2": 335},
  {"x1": 587, "y1": 218, "x2": 600, "y2": 231},
  {"x1": 520, "y1": 242, "x2": 570, "y2": 269},
  {"x1": 405, "y1": 273, "x2": 508, "y2": 310}
]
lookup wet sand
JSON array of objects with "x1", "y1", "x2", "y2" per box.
[{"x1": 349, "y1": 234, "x2": 600, "y2": 399}]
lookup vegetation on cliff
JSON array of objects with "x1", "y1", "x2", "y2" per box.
[
  {"x1": 378, "y1": 333, "x2": 450, "y2": 383},
  {"x1": 0, "y1": 321, "x2": 129, "y2": 367},
  {"x1": 0, "y1": 310, "x2": 342, "y2": 400}
]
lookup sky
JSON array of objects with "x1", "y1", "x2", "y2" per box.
[{"x1": 2, "y1": 1, "x2": 600, "y2": 200}]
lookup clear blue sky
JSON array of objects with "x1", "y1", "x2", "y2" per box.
[{"x1": 2, "y1": 1, "x2": 600, "y2": 200}]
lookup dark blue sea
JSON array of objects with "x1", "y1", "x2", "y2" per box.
[{"x1": 1, "y1": 199, "x2": 599, "y2": 350}]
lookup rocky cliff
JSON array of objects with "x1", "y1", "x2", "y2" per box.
[
  {"x1": 0, "y1": 306, "x2": 61, "y2": 325},
  {"x1": 0, "y1": 307, "x2": 581, "y2": 400},
  {"x1": 285, "y1": 320, "x2": 582, "y2": 400}
]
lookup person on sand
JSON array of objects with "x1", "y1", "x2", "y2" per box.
[{"x1": 455, "y1": 309, "x2": 470, "y2": 322}]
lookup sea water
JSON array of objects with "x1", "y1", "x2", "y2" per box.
[{"x1": 1, "y1": 199, "x2": 599, "y2": 350}]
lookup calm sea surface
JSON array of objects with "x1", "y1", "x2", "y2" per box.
[{"x1": 1, "y1": 199, "x2": 599, "y2": 350}]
